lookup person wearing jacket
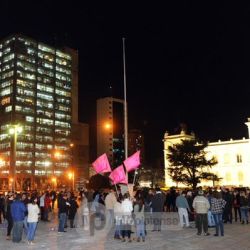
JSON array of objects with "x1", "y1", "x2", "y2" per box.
[
  {"x1": 27, "y1": 196, "x2": 40, "y2": 245},
  {"x1": 68, "y1": 196, "x2": 78, "y2": 228},
  {"x1": 58, "y1": 193, "x2": 70, "y2": 233},
  {"x1": 239, "y1": 191, "x2": 249, "y2": 224},
  {"x1": 6, "y1": 194, "x2": 14, "y2": 240},
  {"x1": 211, "y1": 191, "x2": 226, "y2": 236},
  {"x1": 11, "y1": 193, "x2": 27, "y2": 243},
  {"x1": 176, "y1": 191, "x2": 191, "y2": 228},
  {"x1": 192, "y1": 190, "x2": 210, "y2": 236}
]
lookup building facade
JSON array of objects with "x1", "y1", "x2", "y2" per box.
[
  {"x1": 0, "y1": 34, "x2": 78, "y2": 190},
  {"x1": 163, "y1": 119, "x2": 250, "y2": 188},
  {"x1": 96, "y1": 97, "x2": 125, "y2": 167}
]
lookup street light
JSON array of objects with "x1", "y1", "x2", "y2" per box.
[
  {"x1": 9, "y1": 124, "x2": 23, "y2": 192},
  {"x1": 68, "y1": 171, "x2": 74, "y2": 191}
]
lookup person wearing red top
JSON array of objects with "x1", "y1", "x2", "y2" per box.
[{"x1": 44, "y1": 192, "x2": 51, "y2": 222}]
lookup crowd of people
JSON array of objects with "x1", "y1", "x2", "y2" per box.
[{"x1": 0, "y1": 186, "x2": 249, "y2": 244}]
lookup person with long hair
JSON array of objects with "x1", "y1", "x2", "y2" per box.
[{"x1": 27, "y1": 196, "x2": 40, "y2": 245}]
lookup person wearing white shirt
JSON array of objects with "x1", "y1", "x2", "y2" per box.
[
  {"x1": 27, "y1": 197, "x2": 40, "y2": 245},
  {"x1": 121, "y1": 193, "x2": 133, "y2": 242}
]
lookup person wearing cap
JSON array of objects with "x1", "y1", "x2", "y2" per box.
[{"x1": 192, "y1": 190, "x2": 210, "y2": 236}]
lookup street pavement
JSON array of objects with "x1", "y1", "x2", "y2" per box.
[{"x1": 0, "y1": 211, "x2": 250, "y2": 250}]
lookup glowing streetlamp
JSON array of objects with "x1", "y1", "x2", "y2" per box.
[
  {"x1": 104, "y1": 122, "x2": 112, "y2": 130},
  {"x1": 68, "y1": 171, "x2": 74, "y2": 190},
  {"x1": 9, "y1": 124, "x2": 23, "y2": 192},
  {"x1": 51, "y1": 177, "x2": 57, "y2": 189}
]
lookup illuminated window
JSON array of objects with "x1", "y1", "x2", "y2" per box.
[
  {"x1": 2, "y1": 71, "x2": 14, "y2": 80},
  {"x1": 225, "y1": 173, "x2": 231, "y2": 182},
  {"x1": 238, "y1": 171, "x2": 244, "y2": 182},
  {"x1": 38, "y1": 44, "x2": 55, "y2": 54},
  {"x1": 3, "y1": 53, "x2": 14, "y2": 63},
  {"x1": 56, "y1": 51, "x2": 71, "y2": 60},
  {"x1": 55, "y1": 88, "x2": 71, "y2": 97},
  {"x1": 1, "y1": 97, "x2": 10, "y2": 105}
]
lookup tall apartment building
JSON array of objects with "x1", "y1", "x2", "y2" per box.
[
  {"x1": 97, "y1": 97, "x2": 125, "y2": 167},
  {"x1": 0, "y1": 34, "x2": 79, "y2": 190}
]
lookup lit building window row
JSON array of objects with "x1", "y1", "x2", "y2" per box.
[
  {"x1": 0, "y1": 134, "x2": 8, "y2": 141},
  {"x1": 38, "y1": 52, "x2": 54, "y2": 62},
  {"x1": 35, "y1": 143, "x2": 53, "y2": 150},
  {"x1": 25, "y1": 116, "x2": 34, "y2": 123},
  {"x1": 2, "y1": 62, "x2": 14, "y2": 72},
  {"x1": 17, "y1": 54, "x2": 36, "y2": 64},
  {"x1": 37, "y1": 100, "x2": 54, "y2": 109},
  {"x1": 17, "y1": 87, "x2": 34, "y2": 96},
  {"x1": 38, "y1": 67, "x2": 54, "y2": 78},
  {"x1": 0, "y1": 143, "x2": 10, "y2": 150},
  {"x1": 16, "y1": 151, "x2": 33, "y2": 158},
  {"x1": 0, "y1": 80, "x2": 13, "y2": 88},
  {"x1": 35, "y1": 152, "x2": 50, "y2": 158},
  {"x1": 16, "y1": 161, "x2": 32, "y2": 166},
  {"x1": 55, "y1": 88, "x2": 71, "y2": 97},
  {"x1": 55, "y1": 113, "x2": 71, "y2": 121},
  {"x1": 17, "y1": 60, "x2": 36, "y2": 72},
  {"x1": 36, "y1": 135, "x2": 53, "y2": 142},
  {"x1": 3, "y1": 37, "x2": 15, "y2": 45},
  {"x1": 2, "y1": 70, "x2": 14, "y2": 79},
  {"x1": 17, "y1": 70, "x2": 36, "y2": 80},
  {"x1": 55, "y1": 129, "x2": 70, "y2": 136},
  {"x1": 16, "y1": 96, "x2": 34, "y2": 105},
  {"x1": 15, "y1": 105, "x2": 34, "y2": 114},
  {"x1": 37, "y1": 92, "x2": 53, "y2": 101},
  {"x1": 36, "y1": 126, "x2": 52, "y2": 134},
  {"x1": 56, "y1": 104, "x2": 71, "y2": 112},
  {"x1": 56, "y1": 66, "x2": 71, "y2": 75},
  {"x1": 55, "y1": 81, "x2": 71, "y2": 90},
  {"x1": 17, "y1": 79, "x2": 35, "y2": 88},
  {"x1": 0, "y1": 87, "x2": 12, "y2": 96},
  {"x1": 56, "y1": 97, "x2": 71, "y2": 105},
  {"x1": 56, "y1": 51, "x2": 71, "y2": 60},
  {"x1": 55, "y1": 120, "x2": 71, "y2": 128},
  {"x1": 5, "y1": 106, "x2": 12, "y2": 112},
  {"x1": 3, "y1": 47, "x2": 11, "y2": 55},
  {"x1": 38, "y1": 44, "x2": 55, "y2": 54},
  {"x1": 36, "y1": 118, "x2": 53, "y2": 126},
  {"x1": 37, "y1": 83, "x2": 54, "y2": 93},
  {"x1": 3, "y1": 53, "x2": 14, "y2": 63},
  {"x1": 17, "y1": 142, "x2": 33, "y2": 150}
]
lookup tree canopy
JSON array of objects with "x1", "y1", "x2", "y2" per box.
[{"x1": 167, "y1": 139, "x2": 218, "y2": 189}]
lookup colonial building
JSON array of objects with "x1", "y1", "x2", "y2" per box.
[{"x1": 163, "y1": 118, "x2": 250, "y2": 188}]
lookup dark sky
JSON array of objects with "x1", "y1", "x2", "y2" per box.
[{"x1": 1, "y1": 1, "x2": 250, "y2": 163}]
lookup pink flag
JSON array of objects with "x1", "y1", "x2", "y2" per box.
[
  {"x1": 123, "y1": 151, "x2": 141, "y2": 172},
  {"x1": 92, "y1": 153, "x2": 111, "y2": 174},
  {"x1": 109, "y1": 165, "x2": 127, "y2": 184}
]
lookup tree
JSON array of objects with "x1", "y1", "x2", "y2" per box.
[
  {"x1": 167, "y1": 139, "x2": 218, "y2": 190},
  {"x1": 88, "y1": 174, "x2": 111, "y2": 190}
]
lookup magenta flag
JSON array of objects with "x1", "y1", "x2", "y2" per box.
[
  {"x1": 109, "y1": 165, "x2": 127, "y2": 184},
  {"x1": 123, "y1": 151, "x2": 141, "y2": 172},
  {"x1": 92, "y1": 153, "x2": 112, "y2": 174}
]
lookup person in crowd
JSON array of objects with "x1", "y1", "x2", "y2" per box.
[
  {"x1": 186, "y1": 191, "x2": 195, "y2": 222},
  {"x1": 0, "y1": 193, "x2": 5, "y2": 224},
  {"x1": 222, "y1": 188, "x2": 233, "y2": 223},
  {"x1": 39, "y1": 192, "x2": 45, "y2": 221},
  {"x1": 151, "y1": 187, "x2": 165, "y2": 232},
  {"x1": 21, "y1": 193, "x2": 29, "y2": 236},
  {"x1": 239, "y1": 191, "x2": 249, "y2": 224},
  {"x1": 134, "y1": 197, "x2": 145, "y2": 242},
  {"x1": 43, "y1": 192, "x2": 51, "y2": 222},
  {"x1": 114, "y1": 197, "x2": 122, "y2": 240},
  {"x1": 11, "y1": 193, "x2": 27, "y2": 243},
  {"x1": 232, "y1": 190, "x2": 241, "y2": 222},
  {"x1": 27, "y1": 196, "x2": 40, "y2": 245},
  {"x1": 68, "y1": 195, "x2": 78, "y2": 228},
  {"x1": 58, "y1": 193, "x2": 70, "y2": 233},
  {"x1": 105, "y1": 188, "x2": 117, "y2": 226},
  {"x1": 192, "y1": 190, "x2": 210, "y2": 236},
  {"x1": 50, "y1": 190, "x2": 57, "y2": 210},
  {"x1": 176, "y1": 191, "x2": 191, "y2": 228},
  {"x1": 121, "y1": 193, "x2": 133, "y2": 242},
  {"x1": 6, "y1": 193, "x2": 14, "y2": 240},
  {"x1": 211, "y1": 191, "x2": 226, "y2": 236}
]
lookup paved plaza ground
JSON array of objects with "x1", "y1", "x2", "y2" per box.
[{"x1": 0, "y1": 211, "x2": 250, "y2": 250}]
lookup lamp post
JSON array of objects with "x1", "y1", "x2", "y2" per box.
[
  {"x1": 9, "y1": 124, "x2": 23, "y2": 192},
  {"x1": 69, "y1": 143, "x2": 75, "y2": 190}
]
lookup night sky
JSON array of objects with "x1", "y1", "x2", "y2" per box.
[{"x1": 1, "y1": 1, "x2": 250, "y2": 163}]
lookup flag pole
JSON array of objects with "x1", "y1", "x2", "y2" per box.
[{"x1": 122, "y1": 37, "x2": 128, "y2": 161}]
